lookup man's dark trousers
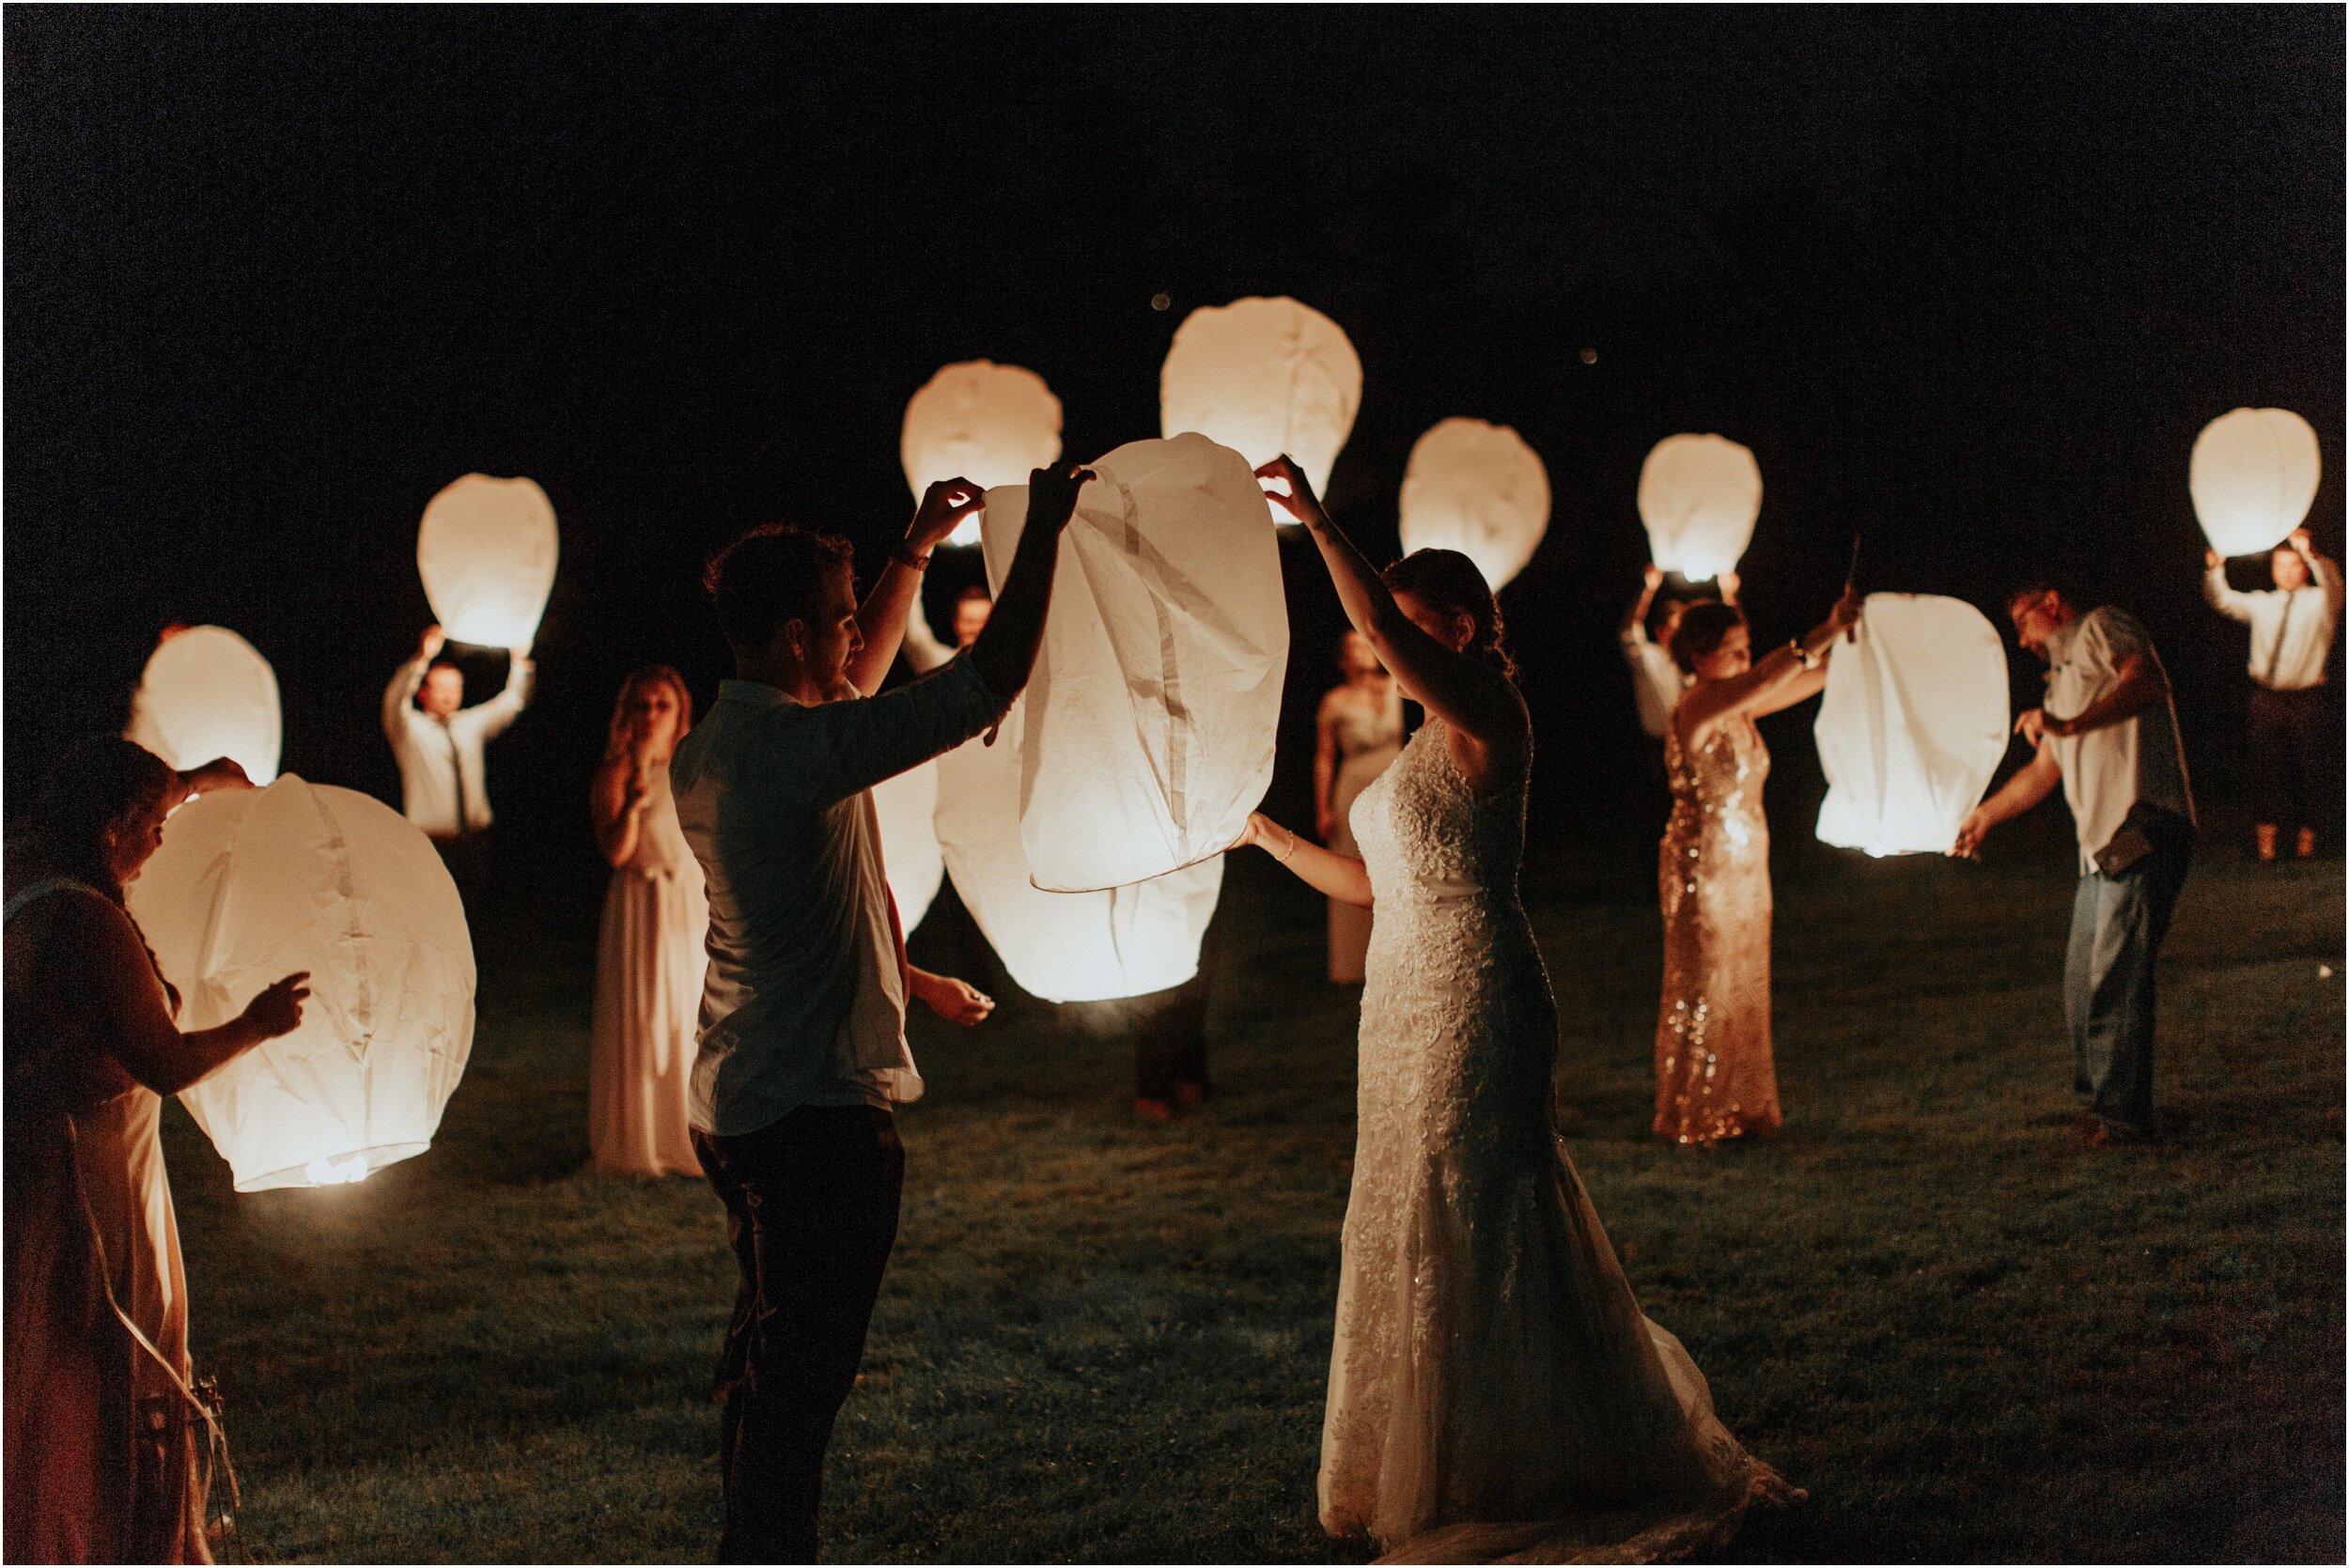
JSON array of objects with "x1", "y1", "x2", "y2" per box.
[{"x1": 694, "y1": 1105, "x2": 904, "y2": 1563}]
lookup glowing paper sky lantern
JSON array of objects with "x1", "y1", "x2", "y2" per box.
[
  {"x1": 872, "y1": 757, "x2": 944, "y2": 932},
  {"x1": 901, "y1": 360, "x2": 1065, "y2": 547},
  {"x1": 2189, "y1": 407, "x2": 2321, "y2": 558},
  {"x1": 980, "y1": 433, "x2": 1287, "y2": 892},
  {"x1": 1637, "y1": 433, "x2": 1762, "y2": 581},
  {"x1": 416, "y1": 474, "x2": 559, "y2": 649},
  {"x1": 932, "y1": 705, "x2": 1223, "y2": 1004},
  {"x1": 1160, "y1": 296, "x2": 1361, "y2": 525},
  {"x1": 1813, "y1": 595, "x2": 2010, "y2": 858},
  {"x1": 1396, "y1": 418, "x2": 1551, "y2": 590},
  {"x1": 127, "y1": 776, "x2": 474, "y2": 1190},
  {"x1": 125, "y1": 625, "x2": 282, "y2": 784}
]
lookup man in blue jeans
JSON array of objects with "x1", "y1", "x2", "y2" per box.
[
  {"x1": 1954, "y1": 581, "x2": 2196, "y2": 1145},
  {"x1": 673, "y1": 461, "x2": 1091, "y2": 1561}
]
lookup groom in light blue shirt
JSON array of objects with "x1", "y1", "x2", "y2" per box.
[{"x1": 672, "y1": 463, "x2": 1089, "y2": 1563}]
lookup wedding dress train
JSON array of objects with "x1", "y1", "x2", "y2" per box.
[{"x1": 1321, "y1": 721, "x2": 1794, "y2": 1561}]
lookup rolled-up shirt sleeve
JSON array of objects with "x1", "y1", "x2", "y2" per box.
[{"x1": 807, "y1": 655, "x2": 1009, "y2": 807}]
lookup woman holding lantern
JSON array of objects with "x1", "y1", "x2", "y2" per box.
[
  {"x1": 1240, "y1": 457, "x2": 1792, "y2": 1560},
  {"x1": 588, "y1": 666, "x2": 709, "y2": 1177},
  {"x1": 1654, "y1": 589, "x2": 1861, "y2": 1147},
  {"x1": 5, "y1": 737, "x2": 310, "y2": 1563}
]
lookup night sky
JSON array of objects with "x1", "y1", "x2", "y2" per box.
[{"x1": 8, "y1": 8, "x2": 2342, "y2": 935}]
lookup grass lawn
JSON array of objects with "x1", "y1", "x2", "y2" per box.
[{"x1": 164, "y1": 844, "x2": 2345, "y2": 1562}]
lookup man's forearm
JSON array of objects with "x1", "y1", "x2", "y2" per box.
[
  {"x1": 967, "y1": 519, "x2": 1062, "y2": 703},
  {"x1": 1983, "y1": 751, "x2": 2061, "y2": 827},
  {"x1": 2061, "y1": 662, "x2": 2162, "y2": 735}
]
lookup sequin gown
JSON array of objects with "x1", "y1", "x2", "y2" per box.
[
  {"x1": 1655, "y1": 714, "x2": 1781, "y2": 1145},
  {"x1": 1321, "y1": 720, "x2": 1792, "y2": 1560}
]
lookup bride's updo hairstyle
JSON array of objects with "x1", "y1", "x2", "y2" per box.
[
  {"x1": 1668, "y1": 600, "x2": 1749, "y2": 675},
  {"x1": 1380, "y1": 549, "x2": 1517, "y2": 683}
]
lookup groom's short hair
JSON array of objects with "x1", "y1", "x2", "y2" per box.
[{"x1": 704, "y1": 524, "x2": 855, "y2": 649}]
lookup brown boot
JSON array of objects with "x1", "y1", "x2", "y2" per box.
[
  {"x1": 2255, "y1": 823, "x2": 2279, "y2": 862},
  {"x1": 2297, "y1": 827, "x2": 2318, "y2": 860}
]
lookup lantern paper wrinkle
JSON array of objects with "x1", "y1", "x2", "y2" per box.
[
  {"x1": 872, "y1": 759, "x2": 944, "y2": 932},
  {"x1": 1396, "y1": 418, "x2": 1551, "y2": 590},
  {"x1": 1813, "y1": 595, "x2": 2010, "y2": 858},
  {"x1": 902, "y1": 361, "x2": 1063, "y2": 548},
  {"x1": 1638, "y1": 434, "x2": 1762, "y2": 581},
  {"x1": 1159, "y1": 296, "x2": 1361, "y2": 524},
  {"x1": 127, "y1": 776, "x2": 474, "y2": 1191},
  {"x1": 126, "y1": 626, "x2": 283, "y2": 785},
  {"x1": 2189, "y1": 408, "x2": 2321, "y2": 558},
  {"x1": 416, "y1": 474, "x2": 559, "y2": 649},
  {"x1": 980, "y1": 434, "x2": 1287, "y2": 893},
  {"x1": 932, "y1": 702, "x2": 1221, "y2": 1004}
]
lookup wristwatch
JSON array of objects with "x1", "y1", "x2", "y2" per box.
[{"x1": 890, "y1": 540, "x2": 932, "y2": 573}]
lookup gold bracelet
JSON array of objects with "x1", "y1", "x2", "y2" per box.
[{"x1": 1276, "y1": 827, "x2": 1299, "y2": 865}]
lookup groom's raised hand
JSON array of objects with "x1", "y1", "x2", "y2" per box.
[
  {"x1": 908, "y1": 477, "x2": 985, "y2": 555},
  {"x1": 1026, "y1": 460, "x2": 1095, "y2": 534}
]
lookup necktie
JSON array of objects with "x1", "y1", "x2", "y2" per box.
[
  {"x1": 444, "y1": 722, "x2": 470, "y2": 832},
  {"x1": 2264, "y1": 591, "x2": 2298, "y2": 689}
]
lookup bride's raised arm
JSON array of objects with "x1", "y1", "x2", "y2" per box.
[{"x1": 1256, "y1": 457, "x2": 1525, "y2": 768}]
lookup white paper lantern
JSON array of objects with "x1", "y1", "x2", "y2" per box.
[
  {"x1": 2189, "y1": 407, "x2": 2321, "y2": 558},
  {"x1": 1160, "y1": 296, "x2": 1361, "y2": 525},
  {"x1": 979, "y1": 433, "x2": 1287, "y2": 892},
  {"x1": 932, "y1": 705, "x2": 1222, "y2": 1004},
  {"x1": 125, "y1": 626, "x2": 282, "y2": 784},
  {"x1": 1814, "y1": 595, "x2": 2010, "y2": 858},
  {"x1": 127, "y1": 775, "x2": 475, "y2": 1191},
  {"x1": 1396, "y1": 418, "x2": 1551, "y2": 590},
  {"x1": 901, "y1": 361, "x2": 1065, "y2": 547},
  {"x1": 1637, "y1": 434, "x2": 1762, "y2": 581},
  {"x1": 872, "y1": 758, "x2": 944, "y2": 933},
  {"x1": 416, "y1": 474, "x2": 559, "y2": 649}
]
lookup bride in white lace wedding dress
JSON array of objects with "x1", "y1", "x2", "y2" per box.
[{"x1": 1240, "y1": 458, "x2": 1795, "y2": 1562}]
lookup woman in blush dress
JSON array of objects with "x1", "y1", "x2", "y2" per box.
[
  {"x1": 1654, "y1": 592, "x2": 1859, "y2": 1147},
  {"x1": 1239, "y1": 457, "x2": 1795, "y2": 1562},
  {"x1": 6, "y1": 737, "x2": 308, "y2": 1563},
  {"x1": 588, "y1": 666, "x2": 708, "y2": 1177},
  {"x1": 1315, "y1": 629, "x2": 1403, "y2": 984}
]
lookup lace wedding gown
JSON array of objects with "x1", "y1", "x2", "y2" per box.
[{"x1": 1321, "y1": 720, "x2": 1793, "y2": 1562}]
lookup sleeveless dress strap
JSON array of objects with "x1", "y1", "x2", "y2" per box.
[{"x1": 3, "y1": 877, "x2": 94, "y2": 926}]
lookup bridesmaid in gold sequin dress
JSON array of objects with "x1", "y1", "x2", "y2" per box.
[{"x1": 1656, "y1": 590, "x2": 1861, "y2": 1145}]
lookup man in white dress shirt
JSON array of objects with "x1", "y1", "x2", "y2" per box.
[
  {"x1": 381, "y1": 625, "x2": 533, "y2": 908},
  {"x1": 671, "y1": 463, "x2": 1087, "y2": 1562},
  {"x1": 2203, "y1": 528, "x2": 2341, "y2": 861},
  {"x1": 1954, "y1": 583, "x2": 2196, "y2": 1144}
]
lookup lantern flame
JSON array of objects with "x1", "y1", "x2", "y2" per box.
[{"x1": 303, "y1": 1154, "x2": 371, "y2": 1186}]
